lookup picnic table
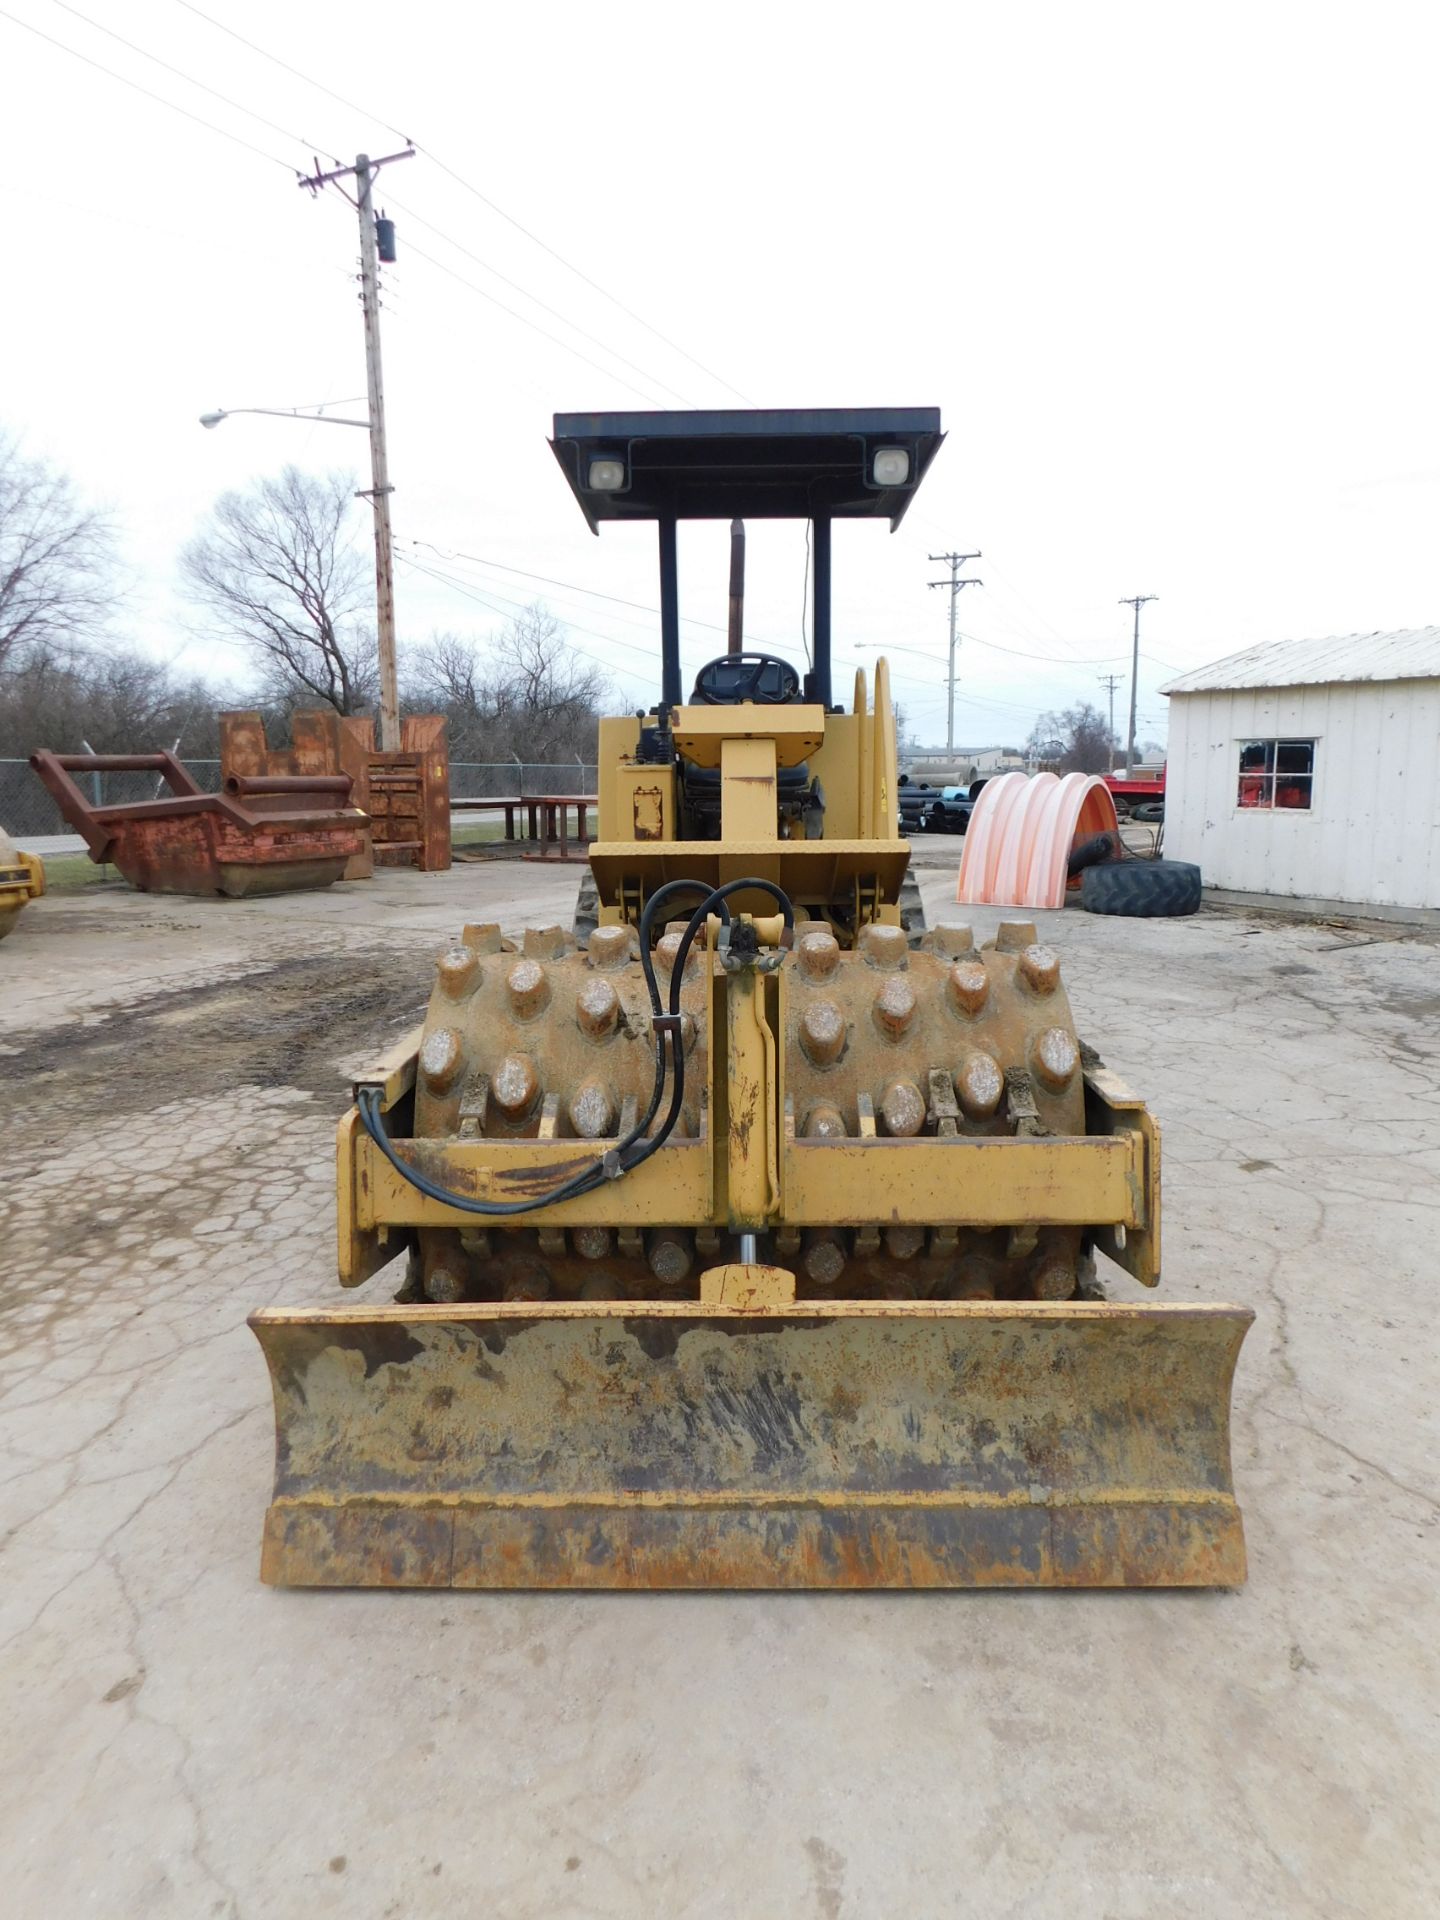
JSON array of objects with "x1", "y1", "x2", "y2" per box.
[{"x1": 450, "y1": 793, "x2": 596, "y2": 860}]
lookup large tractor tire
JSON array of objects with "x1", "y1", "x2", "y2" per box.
[{"x1": 1081, "y1": 858, "x2": 1201, "y2": 918}]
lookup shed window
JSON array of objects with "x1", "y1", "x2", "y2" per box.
[{"x1": 1237, "y1": 738, "x2": 1315, "y2": 810}]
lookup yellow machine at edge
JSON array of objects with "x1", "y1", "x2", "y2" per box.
[
  {"x1": 0, "y1": 827, "x2": 45, "y2": 941},
  {"x1": 250, "y1": 407, "x2": 1252, "y2": 1591}
]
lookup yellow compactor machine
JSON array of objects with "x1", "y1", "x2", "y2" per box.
[
  {"x1": 0, "y1": 827, "x2": 44, "y2": 940},
  {"x1": 251, "y1": 408, "x2": 1252, "y2": 1589}
]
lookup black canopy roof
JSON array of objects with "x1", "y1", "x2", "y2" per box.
[{"x1": 550, "y1": 407, "x2": 944, "y2": 531}]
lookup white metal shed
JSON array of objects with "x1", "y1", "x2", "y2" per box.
[{"x1": 1160, "y1": 628, "x2": 1440, "y2": 914}]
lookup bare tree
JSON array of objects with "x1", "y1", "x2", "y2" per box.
[
  {"x1": 1026, "y1": 701, "x2": 1114, "y2": 775},
  {"x1": 0, "y1": 644, "x2": 231, "y2": 758},
  {"x1": 180, "y1": 467, "x2": 376, "y2": 716},
  {"x1": 406, "y1": 630, "x2": 486, "y2": 752},
  {"x1": 405, "y1": 604, "x2": 607, "y2": 763},
  {"x1": 489, "y1": 605, "x2": 607, "y2": 760},
  {"x1": 0, "y1": 432, "x2": 119, "y2": 671}
]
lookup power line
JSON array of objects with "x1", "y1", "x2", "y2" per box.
[
  {"x1": 0, "y1": 5, "x2": 298, "y2": 171},
  {"x1": 939, "y1": 542, "x2": 1162, "y2": 675},
  {"x1": 961, "y1": 630, "x2": 1132, "y2": 666},
  {"x1": 47, "y1": 0, "x2": 322, "y2": 155},
  {"x1": 982, "y1": 554, "x2": 1076, "y2": 646},
  {"x1": 421, "y1": 152, "x2": 751, "y2": 403},
  {"x1": 829, "y1": 654, "x2": 1047, "y2": 723},
  {"x1": 399, "y1": 554, "x2": 671, "y2": 673},
  {"x1": 11, "y1": 182, "x2": 352, "y2": 279},
  {"x1": 172, "y1": 0, "x2": 406, "y2": 142},
  {"x1": 404, "y1": 550, "x2": 1031, "y2": 720},
  {"x1": 930, "y1": 626, "x2": 1185, "y2": 672},
  {"x1": 399, "y1": 555, "x2": 631, "y2": 684},
  {"x1": 907, "y1": 524, "x2": 1074, "y2": 654},
  {"x1": 171, "y1": 0, "x2": 749, "y2": 403},
  {"x1": 402, "y1": 236, "x2": 674, "y2": 408},
  {"x1": 407, "y1": 552, "x2": 768, "y2": 672},
  {"x1": 417, "y1": 549, "x2": 725, "y2": 656},
  {"x1": 879, "y1": 625, "x2": 1134, "y2": 670},
  {"x1": 382, "y1": 194, "x2": 698, "y2": 407},
  {"x1": 411, "y1": 541, "x2": 748, "y2": 640}
]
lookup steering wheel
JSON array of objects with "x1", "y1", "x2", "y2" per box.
[{"x1": 691, "y1": 651, "x2": 802, "y2": 706}]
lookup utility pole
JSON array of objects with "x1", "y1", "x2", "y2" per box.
[
  {"x1": 1097, "y1": 672, "x2": 1123, "y2": 770},
  {"x1": 1117, "y1": 595, "x2": 1156, "y2": 777},
  {"x1": 927, "y1": 550, "x2": 982, "y2": 757},
  {"x1": 299, "y1": 147, "x2": 415, "y2": 751}
]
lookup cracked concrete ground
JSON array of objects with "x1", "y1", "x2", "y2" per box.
[{"x1": 2, "y1": 849, "x2": 1437, "y2": 1919}]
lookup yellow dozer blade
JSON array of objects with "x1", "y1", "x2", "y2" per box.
[
  {"x1": 252, "y1": 1296, "x2": 1249, "y2": 1589},
  {"x1": 251, "y1": 905, "x2": 1252, "y2": 1591}
]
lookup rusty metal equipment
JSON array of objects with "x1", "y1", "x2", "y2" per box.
[
  {"x1": 252, "y1": 408, "x2": 1252, "y2": 1590},
  {"x1": 222, "y1": 708, "x2": 452, "y2": 875},
  {"x1": 339, "y1": 714, "x2": 451, "y2": 871},
  {"x1": 220, "y1": 710, "x2": 373, "y2": 880},
  {"x1": 30, "y1": 749, "x2": 367, "y2": 897},
  {"x1": 0, "y1": 826, "x2": 44, "y2": 939}
]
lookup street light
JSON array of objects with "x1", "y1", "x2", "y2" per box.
[
  {"x1": 199, "y1": 405, "x2": 371, "y2": 430},
  {"x1": 198, "y1": 399, "x2": 399, "y2": 749}
]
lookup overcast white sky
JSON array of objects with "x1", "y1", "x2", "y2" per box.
[{"x1": 4, "y1": 0, "x2": 1436, "y2": 751}]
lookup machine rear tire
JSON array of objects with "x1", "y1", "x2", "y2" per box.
[
  {"x1": 1081, "y1": 859, "x2": 1201, "y2": 918},
  {"x1": 573, "y1": 872, "x2": 599, "y2": 942}
]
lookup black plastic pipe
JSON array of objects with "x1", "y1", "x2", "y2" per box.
[
  {"x1": 811, "y1": 516, "x2": 832, "y2": 709},
  {"x1": 658, "y1": 515, "x2": 682, "y2": 709}
]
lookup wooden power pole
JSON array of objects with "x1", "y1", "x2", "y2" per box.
[
  {"x1": 299, "y1": 148, "x2": 414, "y2": 752},
  {"x1": 1097, "y1": 672, "x2": 1123, "y2": 768},
  {"x1": 927, "y1": 551, "x2": 983, "y2": 756},
  {"x1": 355, "y1": 154, "x2": 399, "y2": 751},
  {"x1": 1117, "y1": 595, "x2": 1157, "y2": 777}
]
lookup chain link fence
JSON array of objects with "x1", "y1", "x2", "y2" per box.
[
  {"x1": 0, "y1": 758, "x2": 221, "y2": 837},
  {"x1": 0, "y1": 758, "x2": 599, "y2": 840},
  {"x1": 448, "y1": 762, "x2": 598, "y2": 801}
]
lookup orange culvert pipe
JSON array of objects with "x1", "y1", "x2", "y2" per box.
[{"x1": 956, "y1": 772, "x2": 1120, "y2": 909}]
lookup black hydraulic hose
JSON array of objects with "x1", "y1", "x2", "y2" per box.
[
  {"x1": 358, "y1": 1084, "x2": 609, "y2": 1216},
  {"x1": 621, "y1": 876, "x2": 795, "y2": 1177},
  {"x1": 355, "y1": 878, "x2": 792, "y2": 1219},
  {"x1": 627, "y1": 878, "x2": 731, "y2": 1147}
]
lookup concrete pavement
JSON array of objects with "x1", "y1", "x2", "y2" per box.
[{"x1": 1, "y1": 856, "x2": 1436, "y2": 1918}]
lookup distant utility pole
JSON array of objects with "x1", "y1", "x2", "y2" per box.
[
  {"x1": 1117, "y1": 595, "x2": 1157, "y2": 777},
  {"x1": 1097, "y1": 672, "x2": 1123, "y2": 767},
  {"x1": 927, "y1": 550, "x2": 983, "y2": 755},
  {"x1": 298, "y1": 148, "x2": 415, "y2": 751}
]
